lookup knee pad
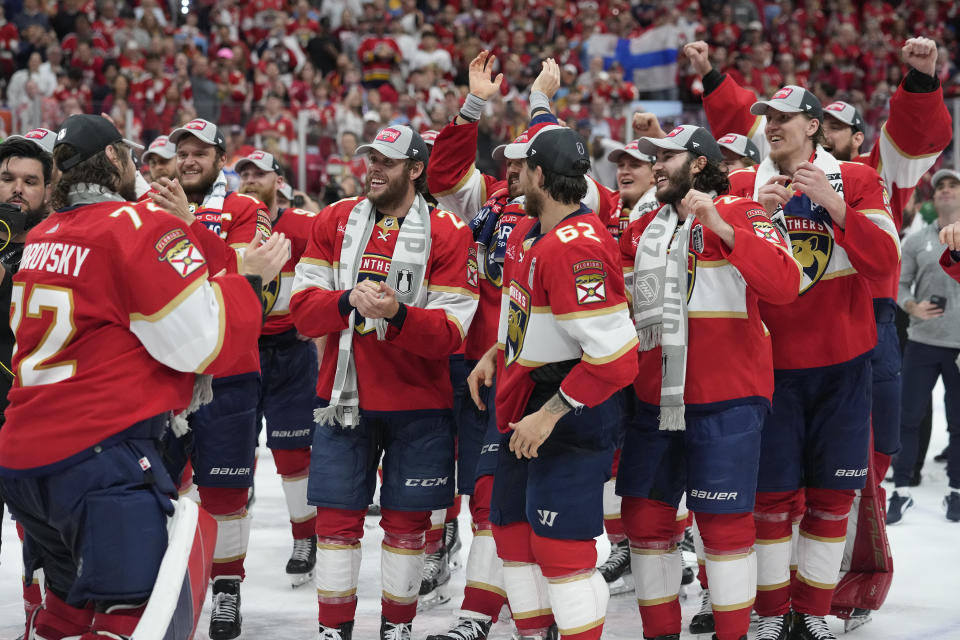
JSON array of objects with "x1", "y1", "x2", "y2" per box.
[
  {"x1": 470, "y1": 475, "x2": 494, "y2": 526},
  {"x1": 622, "y1": 496, "x2": 679, "y2": 543},
  {"x1": 492, "y1": 522, "x2": 535, "y2": 564},
  {"x1": 272, "y1": 447, "x2": 311, "y2": 476},
  {"x1": 315, "y1": 507, "x2": 366, "y2": 540},
  {"x1": 196, "y1": 486, "x2": 248, "y2": 516},
  {"x1": 694, "y1": 511, "x2": 755, "y2": 553},
  {"x1": 530, "y1": 535, "x2": 597, "y2": 578},
  {"x1": 380, "y1": 508, "x2": 431, "y2": 537},
  {"x1": 805, "y1": 487, "x2": 856, "y2": 518}
]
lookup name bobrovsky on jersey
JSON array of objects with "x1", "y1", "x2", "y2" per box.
[{"x1": 19, "y1": 242, "x2": 91, "y2": 277}]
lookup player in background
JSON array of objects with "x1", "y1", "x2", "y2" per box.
[
  {"x1": 0, "y1": 114, "x2": 287, "y2": 640},
  {"x1": 716, "y1": 133, "x2": 761, "y2": 172},
  {"x1": 891, "y1": 169, "x2": 960, "y2": 524},
  {"x1": 618, "y1": 125, "x2": 800, "y2": 640},
  {"x1": 142, "y1": 135, "x2": 178, "y2": 182},
  {"x1": 151, "y1": 118, "x2": 275, "y2": 640},
  {"x1": 0, "y1": 133, "x2": 54, "y2": 635},
  {"x1": 425, "y1": 56, "x2": 565, "y2": 639},
  {"x1": 290, "y1": 125, "x2": 477, "y2": 640},
  {"x1": 685, "y1": 36, "x2": 950, "y2": 631},
  {"x1": 475, "y1": 127, "x2": 638, "y2": 640},
  {"x1": 723, "y1": 85, "x2": 898, "y2": 640},
  {"x1": 235, "y1": 149, "x2": 321, "y2": 587}
]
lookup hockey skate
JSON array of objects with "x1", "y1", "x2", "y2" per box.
[
  {"x1": 444, "y1": 519, "x2": 463, "y2": 570},
  {"x1": 286, "y1": 535, "x2": 317, "y2": 587},
  {"x1": 518, "y1": 623, "x2": 559, "y2": 640},
  {"x1": 425, "y1": 616, "x2": 492, "y2": 640},
  {"x1": 792, "y1": 613, "x2": 837, "y2": 640},
  {"x1": 381, "y1": 617, "x2": 413, "y2": 640},
  {"x1": 319, "y1": 620, "x2": 354, "y2": 640},
  {"x1": 417, "y1": 546, "x2": 451, "y2": 610},
  {"x1": 842, "y1": 608, "x2": 872, "y2": 633},
  {"x1": 598, "y1": 539, "x2": 633, "y2": 595},
  {"x1": 755, "y1": 613, "x2": 791, "y2": 640},
  {"x1": 209, "y1": 578, "x2": 242, "y2": 640},
  {"x1": 688, "y1": 588, "x2": 715, "y2": 634}
]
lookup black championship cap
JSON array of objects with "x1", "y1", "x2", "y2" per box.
[
  {"x1": 526, "y1": 127, "x2": 590, "y2": 177},
  {"x1": 54, "y1": 114, "x2": 144, "y2": 171},
  {"x1": 636, "y1": 125, "x2": 724, "y2": 163}
]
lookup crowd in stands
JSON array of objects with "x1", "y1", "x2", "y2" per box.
[{"x1": 0, "y1": 0, "x2": 958, "y2": 203}]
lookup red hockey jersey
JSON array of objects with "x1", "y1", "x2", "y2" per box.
[
  {"x1": 289, "y1": 197, "x2": 478, "y2": 412},
  {"x1": 496, "y1": 207, "x2": 639, "y2": 430},
  {"x1": 0, "y1": 200, "x2": 264, "y2": 473},
  {"x1": 701, "y1": 71, "x2": 951, "y2": 300},
  {"x1": 941, "y1": 250, "x2": 960, "y2": 284},
  {"x1": 263, "y1": 207, "x2": 317, "y2": 335},
  {"x1": 621, "y1": 197, "x2": 801, "y2": 408},
  {"x1": 728, "y1": 160, "x2": 899, "y2": 370}
]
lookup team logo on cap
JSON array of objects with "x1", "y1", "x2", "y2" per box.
[
  {"x1": 625, "y1": 141, "x2": 640, "y2": 151},
  {"x1": 185, "y1": 120, "x2": 208, "y2": 130},
  {"x1": 772, "y1": 87, "x2": 794, "y2": 100},
  {"x1": 25, "y1": 130, "x2": 49, "y2": 140},
  {"x1": 504, "y1": 280, "x2": 530, "y2": 367},
  {"x1": 666, "y1": 127, "x2": 686, "y2": 137},
  {"x1": 376, "y1": 128, "x2": 402, "y2": 143},
  {"x1": 718, "y1": 134, "x2": 738, "y2": 144},
  {"x1": 149, "y1": 136, "x2": 169, "y2": 148},
  {"x1": 825, "y1": 103, "x2": 847, "y2": 113},
  {"x1": 249, "y1": 150, "x2": 266, "y2": 160}
]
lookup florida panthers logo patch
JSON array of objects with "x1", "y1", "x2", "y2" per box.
[
  {"x1": 158, "y1": 238, "x2": 205, "y2": 278},
  {"x1": 467, "y1": 248, "x2": 479, "y2": 288},
  {"x1": 787, "y1": 218, "x2": 833, "y2": 295},
  {"x1": 504, "y1": 280, "x2": 530, "y2": 367},
  {"x1": 752, "y1": 219, "x2": 781, "y2": 244},
  {"x1": 573, "y1": 260, "x2": 606, "y2": 305}
]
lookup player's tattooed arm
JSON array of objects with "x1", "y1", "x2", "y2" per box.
[{"x1": 543, "y1": 393, "x2": 572, "y2": 418}]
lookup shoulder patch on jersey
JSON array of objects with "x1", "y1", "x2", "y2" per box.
[
  {"x1": 572, "y1": 260, "x2": 607, "y2": 305},
  {"x1": 256, "y1": 208, "x2": 272, "y2": 237},
  {"x1": 155, "y1": 228, "x2": 188, "y2": 254},
  {"x1": 467, "y1": 247, "x2": 479, "y2": 288},
  {"x1": 752, "y1": 219, "x2": 781, "y2": 244},
  {"x1": 158, "y1": 236, "x2": 205, "y2": 278},
  {"x1": 745, "y1": 208, "x2": 768, "y2": 219}
]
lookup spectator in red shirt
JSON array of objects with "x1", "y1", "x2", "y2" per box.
[
  {"x1": 324, "y1": 129, "x2": 367, "y2": 185},
  {"x1": 246, "y1": 92, "x2": 297, "y2": 157},
  {"x1": 356, "y1": 16, "x2": 402, "y2": 89}
]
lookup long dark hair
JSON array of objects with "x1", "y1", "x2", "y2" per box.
[
  {"x1": 692, "y1": 158, "x2": 731, "y2": 196},
  {"x1": 51, "y1": 142, "x2": 130, "y2": 210}
]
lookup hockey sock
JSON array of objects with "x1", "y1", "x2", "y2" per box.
[
  {"x1": 315, "y1": 507, "x2": 366, "y2": 627},
  {"x1": 492, "y1": 522, "x2": 554, "y2": 632},
  {"x1": 447, "y1": 494, "x2": 462, "y2": 521},
  {"x1": 32, "y1": 590, "x2": 94, "y2": 639},
  {"x1": 622, "y1": 497, "x2": 682, "y2": 637},
  {"x1": 273, "y1": 448, "x2": 316, "y2": 540},
  {"x1": 380, "y1": 508, "x2": 430, "y2": 623},
  {"x1": 533, "y1": 535, "x2": 607, "y2": 640},
  {"x1": 696, "y1": 512, "x2": 756, "y2": 640},
  {"x1": 754, "y1": 490, "x2": 796, "y2": 617},
  {"x1": 461, "y1": 477, "x2": 507, "y2": 622},
  {"x1": 692, "y1": 517, "x2": 708, "y2": 589},
  {"x1": 178, "y1": 460, "x2": 200, "y2": 503},
  {"x1": 426, "y1": 508, "x2": 446, "y2": 554},
  {"x1": 793, "y1": 488, "x2": 855, "y2": 615},
  {"x1": 602, "y1": 479, "x2": 625, "y2": 544},
  {"x1": 790, "y1": 489, "x2": 805, "y2": 582},
  {"x1": 90, "y1": 603, "x2": 145, "y2": 636},
  {"x1": 201, "y1": 487, "x2": 251, "y2": 580}
]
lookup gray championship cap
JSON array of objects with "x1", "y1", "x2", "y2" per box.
[
  {"x1": 7, "y1": 128, "x2": 56, "y2": 154},
  {"x1": 823, "y1": 101, "x2": 865, "y2": 133},
  {"x1": 169, "y1": 118, "x2": 227, "y2": 151},
  {"x1": 750, "y1": 85, "x2": 823, "y2": 120},
  {"x1": 356, "y1": 125, "x2": 429, "y2": 165},
  {"x1": 607, "y1": 139, "x2": 656, "y2": 164},
  {"x1": 142, "y1": 135, "x2": 176, "y2": 161},
  {"x1": 716, "y1": 133, "x2": 761, "y2": 163},
  {"x1": 235, "y1": 149, "x2": 282, "y2": 175},
  {"x1": 636, "y1": 125, "x2": 724, "y2": 163},
  {"x1": 931, "y1": 168, "x2": 960, "y2": 188}
]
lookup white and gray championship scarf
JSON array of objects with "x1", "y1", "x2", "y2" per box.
[
  {"x1": 196, "y1": 170, "x2": 228, "y2": 212},
  {"x1": 315, "y1": 194, "x2": 432, "y2": 428},
  {"x1": 633, "y1": 204, "x2": 692, "y2": 431},
  {"x1": 752, "y1": 145, "x2": 844, "y2": 241}
]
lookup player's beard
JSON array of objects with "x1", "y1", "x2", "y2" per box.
[
  {"x1": 242, "y1": 184, "x2": 275, "y2": 211},
  {"x1": 20, "y1": 205, "x2": 48, "y2": 231},
  {"x1": 825, "y1": 139, "x2": 854, "y2": 161},
  {"x1": 655, "y1": 158, "x2": 694, "y2": 207},
  {"x1": 182, "y1": 164, "x2": 220, "y2": 203},
  {"x1": 525, "y1": 188, "x2": 545, "y2": 219},
  {"x1": 507, "y1": 169, "x2": 522, "y2": 198},
  {"x1": 365, "y1": 171, "x2": 410, "y2": 210},
  {"x1": 117, "y1": 160, "x2": 138, "y2": 202}
]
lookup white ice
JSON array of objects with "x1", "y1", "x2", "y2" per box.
[{"x1": 2, "y1": 382, "x2": 959, "y2": 639}]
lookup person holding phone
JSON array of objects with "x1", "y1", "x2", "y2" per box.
[{"x1": 891, "y1": 168, "x2": 960, "y2": 524}]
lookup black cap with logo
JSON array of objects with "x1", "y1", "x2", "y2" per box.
[
  {"x1": 526, "y1": 128, "x2": 591, "y2": 177},
  {"x1": 54, "y1": 115, "x2": 144, "y2": 171}
]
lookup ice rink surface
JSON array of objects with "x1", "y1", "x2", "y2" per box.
[{"x1": 1, "y1": 384, "x2": 958, "y2": 639}]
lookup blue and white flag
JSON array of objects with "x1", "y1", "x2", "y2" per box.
[{"x1": 585, "y1": 25, "x2": 683, "y2": 92}]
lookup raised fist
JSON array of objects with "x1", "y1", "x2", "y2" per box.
[
  {"x1": 901, "y1": 36, "x2": 938, "y2": 77},
  {"x1": 683, "y1": 41, "x2": 712, "y2": 77},
  {"x1": 632, "y1": 112, "x2": 666, "y2": 139}
]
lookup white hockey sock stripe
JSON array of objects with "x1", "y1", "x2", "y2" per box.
[
  {"x1": 755, "y1": 536, "x2": 791, "y2": 591},
  {"x1": 381, "y1": 540, "x2": 425, "y2": 604},
  {"x1": 790, "y1": 519, "x2": 800, "y2": 572},
  {"x1": 676, "y1": 493, "x2": 689, "y2": 522},
  {"x1": 839, "y1": 493, "x2": 860, "y2": 576},
  {"x1": 796, "y1": 530, "x2": 846, "y2": 588},
  {"x1": 280, "y1": 474, "x2": 316, "y2": 524},
  {"x1": 546, "y1": 569, "x2": 608, "y2": 636},
  {"x1": 630, "y1": 543, "x2": 681, "y2": 605},
  {"x1": 602, "y1": 479, "x2": 621, "y2": 520},
  {"x1": 464, "y1": 530, "x2": 506, "y2": 597},
  {"x1": 502, "y1": 561, "x2": 552, "y2": 619},
  {"x1": 704, "y1": 548, "x2": 756, "y2": 610},
  {"x1": 212, "y1": 510, "x2": 251, "y2": 563},
  {"x1": 316, "y1": 538, "x2": 362, "y2": 599}
]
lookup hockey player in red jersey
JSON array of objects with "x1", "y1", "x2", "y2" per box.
[
  {"x1": 685, "y1": 36, "x2": 951, "y2": 630},
  {"x1": 235, "y1": 149, "x2": 322, "y2": 588},
  {"x1": 289, "y1": 125, "x2": 478, "y2": 640},
  {"x1": 0, "y1": 114, "x2": 288, "y2": 640},
  {"x1": 477, "y1": 127, "x2": 638, "y2": 640},
  {"x1": 160, "y1": 118, "x2": 276, "y2": 640},
  {"x1": 723, "y1": 86, "x2": 899, "y2": 640},
  {"x1": 617, "y1": 125, "x2": 800, "y2": 640}
]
